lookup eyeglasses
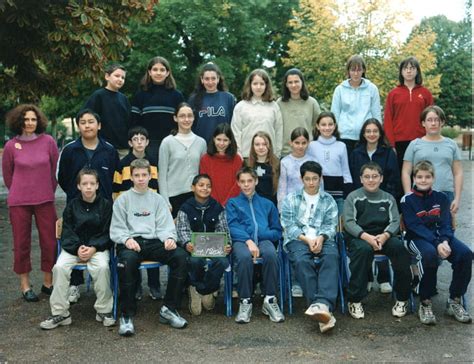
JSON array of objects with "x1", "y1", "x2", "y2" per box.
[
  {"x1": 362, "y1": 174, "x2": 381, "y2": 181},
  {"x1": 131, "y1": 136, "x2": 147, "y2": 142},
  {"x1": 425, "y1": 118, "x2": 441, "y2": 124}
]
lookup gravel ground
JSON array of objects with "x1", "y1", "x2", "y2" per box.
[{"x1": 0, "y1": 157, "x2": 472, "y2": 363}]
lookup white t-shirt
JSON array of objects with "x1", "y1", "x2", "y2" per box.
[{"x1": 303, "y1": 191, "x2": 320, "y2": 238}]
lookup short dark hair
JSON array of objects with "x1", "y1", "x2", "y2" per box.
[
  {"x1": 281, "y1": 68, "x2": 309, "y2": 102},
  {"x1": 128, "y1": 126, "x2": 149, "y2": 141},
  {"x1": 76, "y1": 168, "x2": 99, "y2": 185},
  {"x1": 130, "y1": 158, "x2": 151, "y2": 174},
  {"x1": 105, "y1": 63, "x2": 126, "y2": 75},
  {"x1": 399, "y1": 56, "x2": 423, "y2": 85},
  {"x1": 236, "y1": 166, "x2": 258, "y2": 181},
  {"x1": 208, "y1": 123, "x2": 238, "y2": 157},
  {"x1": 300, "y1": 161, "x2": 322, "y2": 178},
  {"x1": 360, "y1": 161, "x2": 383, "y2": 176},
  {"x1": 192, "y1": 173, "x2": 212, "y2": 186},
  {"x1": 6, "y1": 104, "x2": 48, "y2": 135},
  {"x1": 75, "y1": 108, "x2": 101, "y2": 126}
]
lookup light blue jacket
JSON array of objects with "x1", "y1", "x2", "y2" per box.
[
  {"x1": 330, "y1": 78, "x2": 381, "y2": 141},
  {"x1": 280, "y1": 188, "x2": 338, "y2": 249}
]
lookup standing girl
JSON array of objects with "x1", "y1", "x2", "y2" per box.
[
  {"x1": 188, "y1": 63, "x2": 236, "y2": 143},
  {"x1": 307, "y1": 112, "x2": 352, "y2": 215},
  {"x1": 247, "y1": 131, "x2": 280, "y2": 205},
  {"x1": 199, "y1": 123, "x2": 243, "y2": 206},
  {"x1": 350, "y1": 119, "x2": 400, "y2": 199},
  {"x1": 132, "y1": 56, "x2": 184, "y2": 159},
  {"x1": 331, "y1": 55, "x2": 381, "y2": 157},
  {"x1": 2, "y1": 105, "x2": 59, "y2": 301},
  {"x1": 231, "y1": 69, "x2": 283, "y2": 158},
  {"x1": 384, "y1": 57, "x2": 433, "y2": 171},
  {"x1": 277, "y1": 127, "x2": 312, "y2": 209},
  {"x1": 277, "y1": 68, "x2": 321, "y2": 157},
  {"x1": 402, "y1": 106, "x2": 463, "y2": 214},
  {"x1": 159, "y1": 102, "x2": 207, "y2": 217},
  {"x1": 84, "y1": 63, "x2": 131, "y2": 157}
]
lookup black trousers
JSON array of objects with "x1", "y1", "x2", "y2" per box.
[{"x1": 117, "y1": 237, "x2": 187, "y2": 317}]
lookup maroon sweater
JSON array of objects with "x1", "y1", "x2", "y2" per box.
[{"x1": 2, "y1": 134, "x2": 59, "y2": 206}]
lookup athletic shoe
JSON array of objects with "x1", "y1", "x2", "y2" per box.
[
  {"x1": 22, "y1": 289, "x2": 39, "y2": 302},
  {"x1": 392, "y1": 300, "x2": 408, "y2": 317},
  {"x1": 149, "y1": 287, "x2": 162, "y2": 300},
  {"x1": 188, "y1": 286, "x2": 202, "y2": 316},
  {"x1": 96, "y1": 312, "x2": 116, "y2": 327},
  {"x1": 68, "y1": 285, "x2": 80, "y2": 304},
  {"x1": 380, "y1": 282, "x2": 393, "y2": 294},
  {"x1": 319, "y1": 314, "x2": 336, "y2": 333},
  {"x1": 118, "y1": 316, "x2": 135, "y2": 336},
  {"x1": 419, "y1": 302, "x2": 436, "y2": 325},
  {"x1": 235, "y1": 299, "x2": 252, "y2": 324},
  {"x1": 262, "y1": 297, "x2": 285, "y2": 323},
  {"x1": 291, "y1": 284, "x2": 303, "y2": 298},
  {"x1": 305, "y1": 302, "x2": 331, "y2": 323},
  {"x1": 201, "y1": 292, "x2": 216, "y2": 311},
  {"x1": 41, "y1": 285, "x2": 53, "y2": 295},
  {"x1": 348, "y1": 302, "x2": 365, "y2": 319},
  {"x1": 40, "y1": 315, "x2": 72, "y2": 330},
  {"x1": 159, "y1": 306, "x2": 188, "y2": 328},
  {"x1": 446, "y1": 298, "x2": 472, "y2": 323}
]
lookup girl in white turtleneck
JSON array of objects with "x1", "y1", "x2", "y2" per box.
[{"x1": 307, "y1": 111, "x2": 352, "y2": 215}]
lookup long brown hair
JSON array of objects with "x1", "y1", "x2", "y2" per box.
[{"x1": 247, "y1": 131, "x2": 280, "y2": 194}]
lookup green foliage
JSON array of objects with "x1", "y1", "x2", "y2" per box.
[
  {"x1": 441, "y1": 126, "x2": 460, "y2": 139},
  {"x1": 413, "y1": 14, "x2": 472, "y2": 127},
  {"x1": 0, "y1": 0, "x2": 158, "y2": 103},
  {"x1": 122, "y1": 0, "x2": 298, "y2": 98}
]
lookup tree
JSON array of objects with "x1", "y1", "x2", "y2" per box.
[
  {"x1": 413, "y1": 14, "x2": 472, "y2": 127},
  {"x1": 122, "y1": 0, "x2": 298, "y2": 98},
  {"x1": 0, "y1": 0, "x2": 158, "y2": 103}
]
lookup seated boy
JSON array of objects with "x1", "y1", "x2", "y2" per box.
[
  {"x1": 401, "y1": 160, "x2": 472, "y2": 324},
  {"x1": 110, "y1": 158, "x2": 188, "y2": 336},
  {"x1": 176, "y1": 174, "x2": 231, "y2": 315},
  {"x1": 57, "y1": 108, "x2": 119, "y2": 304},
  {"x1": 40, "y1": 168, "x2": 114, "y2": 329},
  {"x1": 344, "y1": 161, "x2": 411, "y2": 319},
  {"x1": 281, "y1": 161, "x2": 339, "y2": 333},
  {"x1": 226, "y1": 166, "x2": 284, "y2": 324},
  {"x1": 113, "y1": 126, "x2": 161, "y2": 301}
]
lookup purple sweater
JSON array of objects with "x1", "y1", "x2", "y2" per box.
[{"x1": 2, "y1": 134, "x2": 59, "y2": 206}]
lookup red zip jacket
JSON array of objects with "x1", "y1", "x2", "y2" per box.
[{"x1": 384, "y1": 84, "x2": 433, "y2": 146}]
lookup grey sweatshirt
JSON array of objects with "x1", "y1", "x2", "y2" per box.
[{"x1": 110, "y1": 188, "x2": 177, "y2": 245}]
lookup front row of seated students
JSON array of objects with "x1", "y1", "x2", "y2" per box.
[{"x1": 41, "y1": 158, "x2": 472, "y2": 335}]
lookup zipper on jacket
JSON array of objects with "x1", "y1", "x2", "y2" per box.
[{"x1": 248, "y1": 195, "x2": 259, "y2": 244}]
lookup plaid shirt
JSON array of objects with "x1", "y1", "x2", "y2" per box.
[
  {"x1": 176, "y1": 209, "x2": 230, "y2": 248},
  {"x1": 281, "y1": 188, "x2": 338, "y2": 249}
]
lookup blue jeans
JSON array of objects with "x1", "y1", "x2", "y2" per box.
[
  {"x1": 232, "y1": 240, "x2": 279, "y2": 299},
  {"x1": 188, "y1": 256, "x2": 229, "y2": 295},
  {"x1": 286, "y1": 239, "x2": 339, "y2": 311}
]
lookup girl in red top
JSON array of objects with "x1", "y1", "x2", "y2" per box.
[
  {"x1": 384, "y1": 56, "x2": 433, "y2": 171},
  {"x1": 199, "y1": 123, "x2": 243, "y2": 206}
]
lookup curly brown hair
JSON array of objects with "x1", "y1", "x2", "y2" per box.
[{"x1": 6, "y1": 104, "x2": 48, "y2": 135}]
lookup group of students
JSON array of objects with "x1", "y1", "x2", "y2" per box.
[{"x1": 2, "y1": 53, "x2": 471, "y2": 337}]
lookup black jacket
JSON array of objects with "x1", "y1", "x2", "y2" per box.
[{"x1": 61, "y1": 195, "x2": 113, "y2": 255}]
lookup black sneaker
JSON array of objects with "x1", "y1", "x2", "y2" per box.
[
  {"x1": 41, "y1": 285, "x2": 53, "y2": 295},
  {"x1": 40, "y1": 315, "x2": 72, "y2": 330}
]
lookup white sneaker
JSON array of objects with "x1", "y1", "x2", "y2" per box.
[
  {"x1": 305, "y1": 303, "x2": 331, "y2": 323},
  {"x1": 380, "y1": 282, "x2": 393, "y2": 294},
  {"x1": 392, "y1": 300, "x2": 408, "y2": 318},
  {"x1": 68, "y1": 285, "x2": 80, "y2": 303},
  {"x1": 319, "y1": 314, "x2": 336, "y2": 333},
  {"x1": 235, "y1": 299, "x2": 252, "y2": 324},
  {"x1": 262, "y1": 297, "x2": 285, "y2": 323},
  {"x1": 291, "y1": 284, "x2": 303, "y2": 298},
  {"x1": 96, "y1": 312, "x2": 116, "y2": 327},
  {"x1": 348, "y1": 302, "x2": 365, "y2": 319}
]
